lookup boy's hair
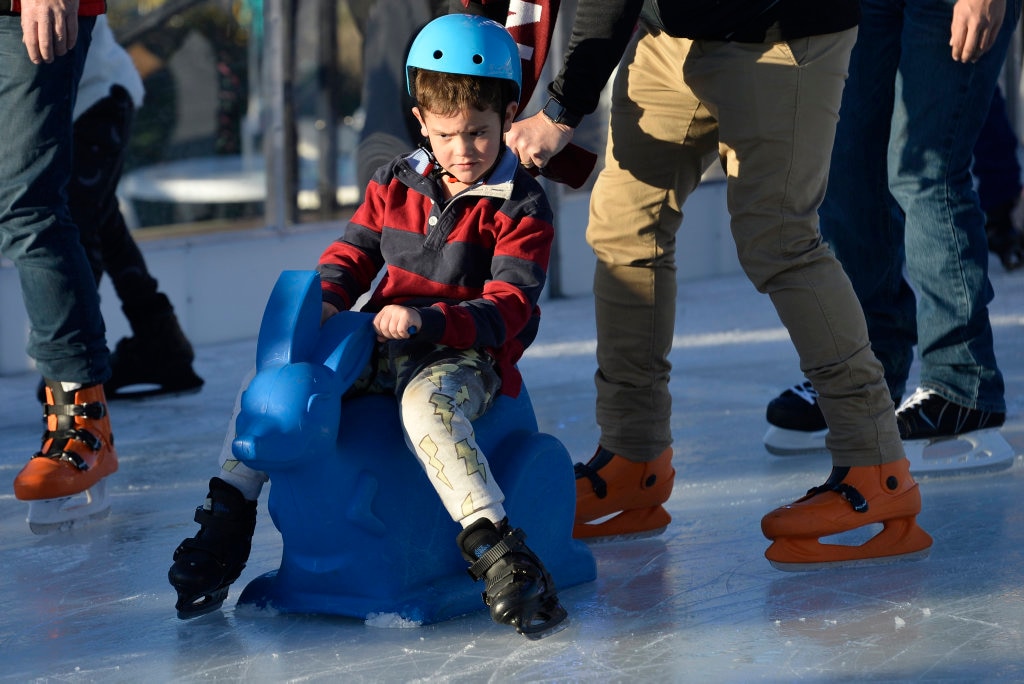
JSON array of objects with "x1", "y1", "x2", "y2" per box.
[{"x1": 413, "y1": 69, "x2": 519, "y2": 118}]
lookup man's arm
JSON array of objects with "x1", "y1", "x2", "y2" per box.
[
  {"x1": 506, "y1": 0, "x2": 643, "y2": 168},
  {"x1": 19, "y1": 0, "x2": 79, "y2": 64}
]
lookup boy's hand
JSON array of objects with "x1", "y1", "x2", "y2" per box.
[{"x1": 373, "y1": 305, "x2": 422, "y2": 341}]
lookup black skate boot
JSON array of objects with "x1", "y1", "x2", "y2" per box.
[
  {"x1": 895, "y1": 388, "x2": 1013, "y2": 476},
  {"x1": 457, "y1": 518, "x2": 567, "y2": 639},
  {"x1": 763, "y1": 381, "x2": 829, "y2": 455},
  {"x1": 106, "y1": 295, "x2": 204, "y2": 400},
  {"x1": 168, "y1": 478, "x2": 257, "y2": 619}
]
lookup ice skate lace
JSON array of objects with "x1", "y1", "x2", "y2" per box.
[
  {"x1": 897, "y1": 387, "x2": 934, "y2": 413},
  {"x1": 788, "y1": 381, "x2": 818, "y2": 405}
]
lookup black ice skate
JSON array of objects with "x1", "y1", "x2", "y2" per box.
[
  {"x1": 896, "y1": 388, "x2": 1014, "y2": 476},
  {"x1": 169, "y1": 478, "x2": 256, "y2": 618},
  {"x1": 763, "y1": 381, "x2": 829, "y2": 455},
  {"x1": 106, "y1": 301, "x2": 204, "y2": 400},
  {"x1": 457, "y1": 518, "x2": 568, "y2": 639}
]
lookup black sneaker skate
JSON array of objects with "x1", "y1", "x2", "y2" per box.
[
  {"x1": 457, "y1": 518, "x2": 568, "y2": 639},
  {"x1": 169, "y1": 478, "x2": 257, "y2": 619},
  {"x1": 896, "y1": 388, "x2": 1014, "y2": 476},
  {"x1": 763, "y1": 381, "x2": 829, "y2": 455},
  {"x1": 106, "y1": 309, "x2": 204, "y2": 400}
]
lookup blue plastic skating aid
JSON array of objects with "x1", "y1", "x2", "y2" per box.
[{"x1": 234, "y1": 271, "x2": 595, "y2": 624}]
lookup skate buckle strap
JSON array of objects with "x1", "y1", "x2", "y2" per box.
[
  {"x1": 45, "y1": 400, "x2": 107, "y2": 420},
  {"x1": 574, "y1": 462, "x2": 607, "y2": 498},
  {"x1": 32, "y1": 445, "x2": 90, "y2": 470},
  {"x1": 807, "y1": 481, "x2": 868, "y2": 513},
  {"x1": 467, "y1": 528, "x2": 527, "y2": 581}
]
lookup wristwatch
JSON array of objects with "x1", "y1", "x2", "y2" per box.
[{"x1": 541, "y1": 97, "x2": 583, "y2": 128}]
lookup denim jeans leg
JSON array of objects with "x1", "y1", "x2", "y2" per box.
[
  {"x1": 0, "y1": 16, "x2": 107, "y2": 384},
  {"x1": 886, "y1": 0, "x2": 1017, "y2": 412},
  {"x1": 818, "y1": 0, "x2": 916, "y2": 403}
]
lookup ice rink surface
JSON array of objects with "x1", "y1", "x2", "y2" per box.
[{"x1": 1, "y1": 260, "x2": 1022, "y2": 683}]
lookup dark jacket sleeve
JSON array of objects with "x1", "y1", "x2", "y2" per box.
[{"x1": 547, "y1": 0, "x2": 645, "y2": 116}]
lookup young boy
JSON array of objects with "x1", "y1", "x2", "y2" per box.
[{"x1": 169, "y1": 14, "x2": 566, "y2": 638}]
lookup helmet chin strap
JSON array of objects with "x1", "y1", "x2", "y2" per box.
[{"x1": 423, "y1": 143, "x2": 507, "y2": 186}]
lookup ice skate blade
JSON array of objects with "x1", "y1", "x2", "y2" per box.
[
  {"x1": 768, "y1": 547, "x2": 931, "y2": 573},
  {"x1": 905, "y1": 428, "x2": 1017, "y2": 478},
  {"x1": 25, "y1": 479, "x2": 111, "y2": 535},
  {"x1": 517, "y1": 602, "x2": 569, "y2": 640},
  {"x1": 107, "y1": 381, "x2": 204, "y2": 402},
  {"x1": 763, "y1": 425, "x2": 829, "y2": 456},
  {"x1": 573, "y1": 506, "x2": 670, "y2": 542},
  {"x1": 175, "y1": 586, "x2": 230, "y2": 620}
]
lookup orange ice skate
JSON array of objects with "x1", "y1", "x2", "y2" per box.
[
  {"x1": 573, "y1": 446, "x2": 674, "y2": 540},
  {"x1": 761, "y1": 458, "x2": 932, "y2": 571},
  {"x1": 13, "y1": 381, "x2": 118, "y2": 534}
]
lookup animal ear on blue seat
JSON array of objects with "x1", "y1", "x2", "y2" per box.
[
  {"x1": 256, "y1": 270, "x2": 322, "y2": 371},
  {"x1": 314, "y1": 311, "x2": 377, "y2": 390}
]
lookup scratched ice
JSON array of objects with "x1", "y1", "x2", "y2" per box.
[{"x1": 2, "y1": 263, "x2": 1023, "y2": 682}]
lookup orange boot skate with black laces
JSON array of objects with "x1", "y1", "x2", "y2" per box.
[
  {"x1": 13, "y1": 380, "x2": 119, "y2": 534},
  {"x1": 573, "y1": 447, "x2": 674, "y2": 540},
  {"x1": 761, "y1": 458, "x2": 932, "y2": 571}
]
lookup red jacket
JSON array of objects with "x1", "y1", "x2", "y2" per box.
[
  {"x1": 10, "y1": 0, "x2": 104, "y2": 14},
  {"x1": 319, "y1": 147, "x2": 555, "y2": 398}
]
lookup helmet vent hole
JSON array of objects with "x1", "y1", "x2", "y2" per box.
[
  {"x1": 433, "y1": 49, "x2": 443, "y2": 60},
  {"x1": 472, "y1": 54, "x2": 483, "y2": 64}
]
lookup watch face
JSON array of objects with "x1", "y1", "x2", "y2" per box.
[{"x1": 543, "y1": 98, "x2": 579, "y2": 127}]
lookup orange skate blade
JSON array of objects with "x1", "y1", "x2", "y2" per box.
[
  {"x1": 765, "y1": 516, "x2": 932, "y2": 572},
  {"x1": 905, "y1": 428, "x2": 1017, "y2": 478},
  {"x1": 25, "y1": 479, "x2": 112, "y2": 535},
  {"x1": 573, "y1": 506, "x2": 671, "y2": 542}
]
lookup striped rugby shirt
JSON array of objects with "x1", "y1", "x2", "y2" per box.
[{"x1": 318, "y1": 146, "x2": 554, "y2": 398}]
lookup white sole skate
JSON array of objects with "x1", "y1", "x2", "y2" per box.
[
  {"x1": 905, "y1": 428, "x2": 1017, "y2": 478},
  {"x1": 25, "y1": 479, "x2": 112, "y2": 535},
  {"x1": 763, "y1": 425, "x2": 829, "y2": 456}
]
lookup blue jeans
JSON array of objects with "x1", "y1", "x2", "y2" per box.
[
  {"x1": 0, "y1": 16, "x2": 108, "y2": 384},
  {"x1": 819, "y1": 0, "x2": 1017, "y2": 412}
]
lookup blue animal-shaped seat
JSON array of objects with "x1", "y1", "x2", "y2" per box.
[{"x1": 234, "y1": 271, "x2": 595, "y2": 624}]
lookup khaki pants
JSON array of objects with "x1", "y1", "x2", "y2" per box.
[{"x1": 588, "y1": 24, "x2": 903, "y2": 466}]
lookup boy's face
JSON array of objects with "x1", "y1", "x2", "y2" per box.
[{"x1": 412, "y1": 102, "x2": 518, "y2": 186}]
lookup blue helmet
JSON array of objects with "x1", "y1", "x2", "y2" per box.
[{"x1": 405, "y1": 14, "x2": 522, "y2": 105}]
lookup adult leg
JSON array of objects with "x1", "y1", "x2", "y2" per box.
[
  {"x1": 1, "y1": 18, "x2": 119, "y2": 531},
  {"x1": 974, "y1": 86, "x2": 1024, "y2": 271},
  {"x1": 689, "y1": 26, "x2": 930, "y2": 567},
  {"x1": 695, "y1": 27, "x2": 902, "y2": 466},
  {"x1": 889, "y1": 0, "x2": 1014, "y2": 413},
  {"x1": 70, "y1": 86, "x2": 203, "y2": 398},
  {"x1": 576, "y1": 25, "x2": 716, "y2": 538}
]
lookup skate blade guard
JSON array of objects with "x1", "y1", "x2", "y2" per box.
[
  {"x1": 26, "y1": 479, "x2": 111, "y2": 535},
  {"x1": 231, "y1": 271, "x2": 596, "y2": 626},
  {"x1": 904, "y1": 428, "x2": 1017, "y2": 478}
]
